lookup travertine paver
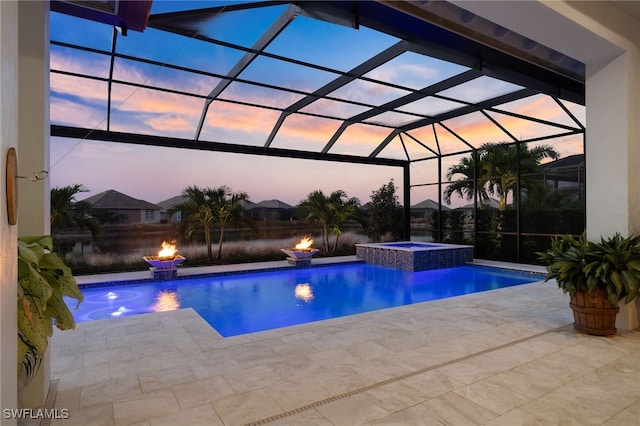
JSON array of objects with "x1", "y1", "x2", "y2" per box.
[{"x1": 47, "y1": 260, "x2": 640, "y2": 425}]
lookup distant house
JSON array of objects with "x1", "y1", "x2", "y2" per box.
[
  {"x1": 411, "y1": 199, "x2": 450, "y2": 217},
  {"x1": 156, "y1": 195, "x2": 188, "y2": 223},
  {"x1": 458, "y1": 198, "x2": 501, "y2": 211},
  {"x1": 542, "y1": 154, "x2": 585, "y2": 200},
  {"x1": 254, "y1": 199, "x2": 295, "y2": 221},
  {"x1": 82, "y1": 190, "x2": 162, "y2": 224}
]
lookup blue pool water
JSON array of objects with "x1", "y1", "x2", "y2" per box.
[{"x1": 69, "y1": 264, "x2": 543, "y2": 337}]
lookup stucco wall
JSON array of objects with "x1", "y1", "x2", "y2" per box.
[{"x1": 0, "y1": 1, "x2": 19, "y2": 423}]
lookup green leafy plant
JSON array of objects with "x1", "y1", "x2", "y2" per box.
[
  {"x1": 17, "y1": 235, "x2": 83, "y2": 380},
  {"x1": 538, "y1": 232, "x2": 640, "y2": 306}
]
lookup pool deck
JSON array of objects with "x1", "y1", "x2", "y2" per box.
[{"x1": 46, "y1": 257, "x2": 640, "y2": 425}]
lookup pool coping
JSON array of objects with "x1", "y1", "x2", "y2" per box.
[{"x1": 75, "y1": 255, "x2": 548, "y2": 288}]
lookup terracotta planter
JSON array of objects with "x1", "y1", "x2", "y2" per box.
[{"x1": 570, "y1": 289, "x2": 619, "y2": 336}]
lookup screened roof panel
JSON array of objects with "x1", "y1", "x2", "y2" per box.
[
  {"x1": 220, "y1": 82, "x2": 307, "y2": 109},
  {"x1": 238, "y1": 56, "x2": 340, "y2": 92},
  {"x1": 378, "y1": 135, "x2": 436, "y2": 161},
  {"x1": 494, "y1": 94, "x2": 583, "y2": 130},
  {"x1": 50, "y1": 74, "x2": 108, "y2": 130},
  {"x1": 486, "y1": 111, "x2": 575, "y2": 141},
  {"x1": 112, "y1": 57, "x2": 222, "y2": 96},
  {"x1": 327, "y1": 79, "x2": 412, "y2": 106},
  {"x1": 404, "y1": 128, "x2": 441, "y2": 157},
  {"x1": 198, "y1": 100, "x2": 281, "y2": 146},
  {"x1": 433, "y1": 124, "x2": 476, "y2": 155},
  {"x1": 363, "y1": 52, "x2": 471, "y2": 90},
  {"x1": 50, "y1": 11, "x2": 113, "y2": 50},
  {"x1": 51, "y1": 44, "x2": 111, "y2": 79},
  {"x1": 269, "y1": 114, "x2": 343, "y2": 152},
  {"x1": 328, "y1": 124, "x2": 394, "y2": 157},
  {"x1": 437, "y1": 76, "x2": 524, "y2": 104},
  {"x1": 396, "y1": 97, "x2": 466, "y2": 117},
  {"x1": 264, "y1": 15, "x2": 400, "y2": 72},
  {"x1": 298, "y1": 98, "x2": 371, "y2": 120},
  {"x1": 440, "y1": 112, "x2": 513, "y2": 147},
  {"x1": 188, "y1": 4, "x2": 290, "y2": 48},
  {"x1": 115, "y1": 27, "x2": 246, "y2": 76},
  {"x1": 109, "y1": 84, "x2": 203, "y2": 138},
  {"x1": 363, "y1": 111, "x2": 424, "y2": 127},
  {"x1": 50, "y1": 0, "x2": 585, "y2": 167}
]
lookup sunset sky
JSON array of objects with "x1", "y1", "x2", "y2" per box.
[{"x1": 48, "y1": 1, "x2": 585, "y2": 207}]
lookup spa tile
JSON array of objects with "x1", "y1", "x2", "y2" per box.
[
  {"x1": 112, "y1": 389, "x2": 180, "y2": 426},
  {"x1": 171, "y1": 375, "x2": 235, "y2": 409},
  {"x1": 223, "y1": 364, "x2": 282, "y2": 393},
  {"x1": 138, "y1": 366, "x2": 196, "y2": 393},
  {"x1": 149, "y1": 403, "x2": 223, "y2": 426},
  {"x1": 211, "y1": 389, "x2": 283, "y2": 426},
  {"x1": 314, "y1": 393, "x2": 390, "y2": 426}
]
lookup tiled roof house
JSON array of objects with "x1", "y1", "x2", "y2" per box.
[{"x1": 82, "y1": 190, "x2": 162, "y2": 224}]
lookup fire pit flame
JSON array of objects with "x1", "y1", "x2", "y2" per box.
[
  {"x1": 294, "y1": 236, "x2": 314, "y2": 251},
  {"x1": 281, "y1": 236, "x2": 319, "y2": 265},
  {"x1": 158, "y1": 240, "x2": 178, "y2": 260},
  {"x1": 144, "y1": 241, "x2": 186, "y2": 277}
]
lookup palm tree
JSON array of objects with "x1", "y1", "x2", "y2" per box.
[
  {"x1": 443, "y1": 153, "x2": 489, "y2": 206},
  {"x1": 327, "y1": 191, "x2": 361, "y2": 252},
  {"x1": 298, "y1": 190, "x2": 360, "y2": 252},
  {"x1": 444, "y1": 142, "x2": 558, "y2": 253},
  {"x1": 210, "y1": 187, "x2": 249, "y2": 260},
  {"x1": 50, "y1": 184, "x2": 100, "y2": 240},
  {"x1": 444, "y1": 143, "x2": 558, "y2": 210},
  {"x1": 170, "y1": 185, "x2": 248, "y2": 263},
  {"x1": 481, "y1": 143, "x2": 559, "y2": 210},
  {"x1": 298, "y1": 190, "x2": 333, "y2": 252}
]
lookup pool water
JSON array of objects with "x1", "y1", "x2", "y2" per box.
[{"x1": 69, "y1": 264, "x2": 543, "y2": 337}]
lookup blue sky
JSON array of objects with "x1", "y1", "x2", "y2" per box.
[{"x1": 48, "y1": 1, "x2": 585, "y2": 207}]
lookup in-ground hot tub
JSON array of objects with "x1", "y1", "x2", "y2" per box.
[{"x1": 356, "y1": 241, "x2": 474, "y2": 272}]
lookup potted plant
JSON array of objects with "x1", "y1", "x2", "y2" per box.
[
  {"x1": 17, "y1": 235, "x2": 83, "y2": 381},
  {"x1": 538, "y1": 232, "x2": 640, "y2": 336}
]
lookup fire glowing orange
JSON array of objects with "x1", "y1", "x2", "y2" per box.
[
  {"x1": 158, "y1": 241, "x2": 178, "y2": 259},
  {"x1": 295, "y1": 236, "x2": 313, "y2": 250}
]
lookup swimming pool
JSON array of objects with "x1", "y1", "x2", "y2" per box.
[{"x1": 69, "y1": 263, "x2": 543, "y2": 337}]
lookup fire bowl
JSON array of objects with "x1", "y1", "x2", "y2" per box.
[
  {"x1": 281, "y1": 248, "x2": 319, "y2": 260},
  {"x1": 143, "y1": 255, "x2": 186, "y2": 269}
]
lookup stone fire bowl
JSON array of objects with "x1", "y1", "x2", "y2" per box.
[
  {"x1": 281, "y1": 248, "x2": 319, "y2": 259},
  {"x1": 143, "y1": 255, "x2": 186, "y2": 269}
]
